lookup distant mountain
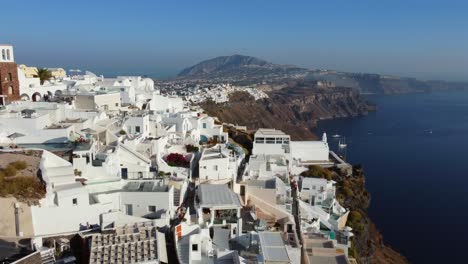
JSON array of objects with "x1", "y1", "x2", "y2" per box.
[
  {"x1": 178, "y1": 54, "x2": 306, "y2": 79},
  {"x1": 177, "y1": 54, "x2": 468, "y2": 94},
  {"x1": 178, "y1": 55, "x2": 269, "y2": 76}
]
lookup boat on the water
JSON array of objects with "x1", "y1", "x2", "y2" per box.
[
  {"x1": 339, "y1": 137, "x2": 347, "y2": 148},
  {"x1": 332, "y1": 134, "x2": 340, "y2": 138}
]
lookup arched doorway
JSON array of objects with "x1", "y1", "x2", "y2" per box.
[
  {"x1": 20, "y1": 94, "x2": 30, "y2": 101},
  {"x1": 32, "y1": 92, "x2": 41, "y2": 102}
]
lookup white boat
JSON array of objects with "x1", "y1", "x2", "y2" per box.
[
  {"x1": 332, "y1": 134, "x2": 340, "y2": 138},
  {"x1": 339, "y1": 137, "x2": 347, "y2": 148}
]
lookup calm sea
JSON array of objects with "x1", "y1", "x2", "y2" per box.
[{"x1": 315, "y1": 91, "x2": 468, "y2": 263}]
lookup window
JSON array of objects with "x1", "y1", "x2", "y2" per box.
[
  {"x1": 276, "y1": 138, "x2": 283, "y2": 144},
  {"x1": 8, "y1": 86, "x2": 13, "y2": 95},
  {"x1": 1, "y1": 49, "x2": 5, "y2": 60},
  {"x1": 148, "y1": 206, "x2": 156, "y2": 213},
  {"x1": 8, "y1": 73, "x2": 12, "y2": 81},
  {"x1": 255, "y1": 137, "x2": 265, "y2": 144},
  {"x1": 213, "y1": 165, "x2": 218, "y2": 171},
  {"x1": 192, "y1": 244, "x2": 198, "y2": 251},
  {"x1": 115, "y1": 103, "x2": 119, "y2": 106},
  {"x1": 266, "y1": 137, "x2": 275, "y2": 144},
  {"x1": 135, "y1": 126, "x2": 141, "y2": 133},
  {"x1": 312, "y1": 185, "x2": 316, "y2": 190},
  {"x1": 302, "y1": 187, "x2": 310, "y2": 191},
  {"x1": 72, "y1": 198, "x2": 78, "y2": 205},
  {"x1": 203, "y1": 123, "x2": 207, "y2": 129},
  {"x1": 6, "y1": 49, "x2": 10, "y2": 60}
]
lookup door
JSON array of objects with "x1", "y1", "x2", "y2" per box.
[
  {"x1": 121, "y1": 168, "x2": 128, "y2": 179},
  {"x1": 125, "y1": 204, "x2": 133, "y2": 216}
]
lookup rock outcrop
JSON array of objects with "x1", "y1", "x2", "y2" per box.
[{"x1": 201, "y1": 82, "x2": 373, "y2": 140}]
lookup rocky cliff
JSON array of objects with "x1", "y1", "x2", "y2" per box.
[
  {"x1": 306, "y1": 71, "x2": 468, "y2": 94},
  {"x1": 201, "y1": 82, "x2": 372, "y2": 140},
  {"x1": 300, "y1": 165, "x2": 409, "y2": 264}
]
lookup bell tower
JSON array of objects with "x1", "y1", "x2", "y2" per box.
[{"x1": 0, "y1": 44, "x2": 20, "y2": 105}]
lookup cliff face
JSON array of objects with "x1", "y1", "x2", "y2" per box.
[
  {"x1": 201, "y1": 83, "x2": 372, "y2": 140},
  {"x1": 301, "y1": 165, "x2": 409, "y2": 264},
  {"x1": 340, "y1": 167, "x2": 409, "y2": 264},
  {"x1": 307, "y1": 72, "x2": 468, "y2": 94}
]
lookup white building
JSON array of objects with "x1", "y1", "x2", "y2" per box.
[
  {"x1": 148, "y1": 91, "x2": 184, "y2": 113},
  {"x1": 300, "y1": 177, "x2": 336, "y2": 207},
  {"x1": 290, "y1": 133, "x2": 330, "y2": 164},
  {"x1": 74, "y1": 92, "x2": 121, "y2": 111},
  {"x1": 252, "y1": 128, "x2": 290, "y2": 156},
  {"x1": 198, "y1": 145, "x2": 237, "y2": 182},
  {"x1": 196, "y1": 184, "x2": 242, "y2": 231},
  {"x1": 29, "y1": 149, "x2": 173, "y2": 237},
  {"x1": 197, "y1": 116, "x2": 228, "y2": 143},
  {"x1": 123, "y1": 112, "x2": 150, "y2": 137}
]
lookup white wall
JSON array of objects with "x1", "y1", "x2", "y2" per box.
[
  {"x1": 120, "y1": 188, "x2": 173, "y2": 219},
  {"x1": 253, "y1": 139, "x2": 290, "y2": 156},
  {"x1": 199, "y1": 156, "x2": 230, "y2": 181},
  {"x1": 75, "y1": 93, "x2": 121, "y2": 111},
  {"x1": 124, "y1": 115, "x2": 150, "y2": 137},
  {"x1": 149, "y1": 93, "x2": 183, "y2": 113}
]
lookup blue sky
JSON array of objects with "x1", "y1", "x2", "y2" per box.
[{"x1": 1, "y1": 0, "x2": 467, "y2": 80}]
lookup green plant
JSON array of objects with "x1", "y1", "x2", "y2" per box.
[
  {"x1": 74, "y1": 169, "x2": 82, "y2": 176},
  {"x1": 35, "y1": 68, "x2": 53, "y2": 85},
  {"x1": 3, "y1": 166, "x2": 17, "y2": 177},
  {"x1": 349, "y1": 211, "x2": 362, "y2": 222},
  {"x1": 301, "y1": 165, "x2": 333, "y2": 180},
  {"x1": 185, "y1": 144, "x2": 199, "y2": 153},
  {"x1": 342, "y1": 186, "x2": 354, "y2": 197},
  {"x1": 0, "y1": 175, "x2": 46, "y2": 201},
  {"x1": 158, "y1": 171, "x2": 165, "y2": 177},
  {"x1": 119, "y1": 130, "x2": 127, "y2": 135},
  {"x1": 11, "y1": 161, "x2": 28, "y2": 170}
]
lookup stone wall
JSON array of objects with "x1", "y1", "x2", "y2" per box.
[{"x1": 0, "y1": 197, "x2": 35, "y2": 237}]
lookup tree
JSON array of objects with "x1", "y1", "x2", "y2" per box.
[{"x1": 35, "y1": 68, "x2": 53, "y2": 85}]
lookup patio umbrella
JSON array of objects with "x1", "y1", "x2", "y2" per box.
[
  {"x1": 7, "y1": 132, "x2": 25, "y2": 139},
  {"x1": 81, "y1": 128, "x2": 99, "y2": 143},
  {"x1": 81, "y1": 128, "x2": 96, "y2": 134},
  {"x1": 7, "y1": 132, "x2": 25, "y2": 146}
]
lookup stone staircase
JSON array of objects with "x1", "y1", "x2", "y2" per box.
[
  {"x1": 40, "y1": 248, "x2": 55, "y2": 264},
  {"x1": 173, "y1": 188, "x2": 181, "y2": 207}
]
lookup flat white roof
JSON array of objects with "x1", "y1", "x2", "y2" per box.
[
  {"x1": 255, "y1": 128, "x2": 289, "y2": 137},
  {"x1": 198, "y1": 184, "x2": 241, "y2": 208},
  {"x1": 290, "y1": 141, "x2": 329, "y2": 160},
  {"x1": 259, "y1": 232, "x2": 290, "y2": 262}
]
